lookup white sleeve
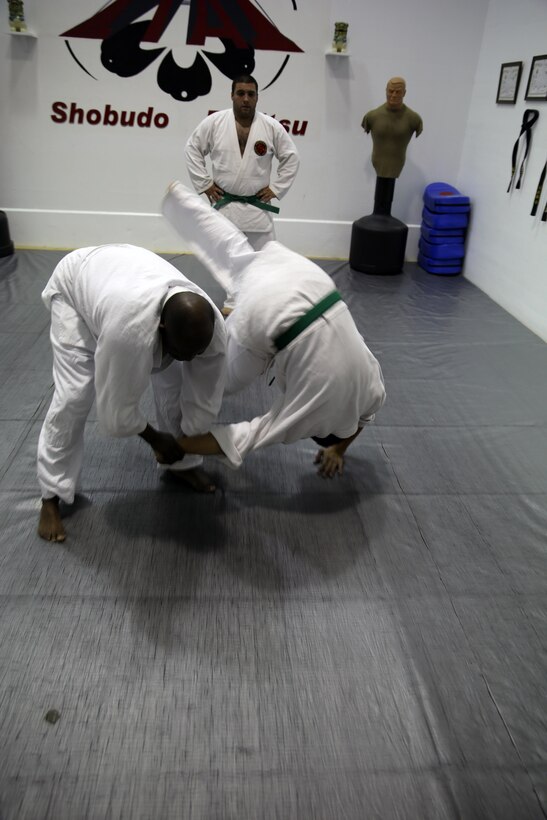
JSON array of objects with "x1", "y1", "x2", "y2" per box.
[
  {"x1": 210, "y1": 387, "x2": 322, "y2": 469},
  {"x1": 210, "y1": 404, "x2": 286, "y2": 469},
  {"x1": 357, "y1": 361, "x2": 386, "y2": 427},
  {"x1": 184, "y1": 119, "x2": 214, "y2": 195},
  {"x1": 269, "y1": 125, "x2": 300, "y2": 200},
  {"x1": 179, "y1": 319, "x2": 227, "y2": 435},
  {"x1": 94, "y1": 335, "x2": 152, "y2": 437}
]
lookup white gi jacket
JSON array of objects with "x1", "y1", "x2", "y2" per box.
[
  {"x1": 163, "y1": 183, "x2": 386, "y2": 469},
  {"x1": 185, "y1": 109, "x2": 300, "y2": 233},
  {"x1": 41, "y1": 244, "x2": 226, "y2": 439}
]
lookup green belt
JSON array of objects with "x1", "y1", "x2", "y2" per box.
[
  {"x1": 274, "y1": 290, "x2": 343, "y2": 351},
  {"x1": 214, "y1": 193, "x2": 280, "y2": 214}
]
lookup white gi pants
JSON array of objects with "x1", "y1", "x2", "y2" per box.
[{"x1": 37, "y1": 297, "x2": 97, "y2": 504}]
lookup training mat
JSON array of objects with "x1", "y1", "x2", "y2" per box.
[{"x1": 0, "y1": 249, "x2": 546, "y2": 820}]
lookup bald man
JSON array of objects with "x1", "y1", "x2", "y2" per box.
[
  {"x1": 361, "y1": 77, "x2": 423, "y2": 178},
  {"x1": 37, "y1": 244, "x2": 226, "y2": 542}
]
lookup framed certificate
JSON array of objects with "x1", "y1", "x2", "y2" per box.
[
  {"x1": 496, "y1": 62, "x2": 522, "y2": 104},
  {"x1": 525, "y1": 54, "x2": 547, "y2": 101}
]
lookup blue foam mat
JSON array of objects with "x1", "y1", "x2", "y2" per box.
[
  {"x1": 418, "y1": 252, "x2": 462, "y2": 275},
  {"x1": 422, "y1": 207, "x2": 469, "y2": 230},
  {"x1": 420, "y1": 226, "x2": 465, "y2": 245},
  {"x1": 419, "y1": 237, "x2": 465, "y2": 260},
  {"x1": 421, "y1": 224, "x2": 464, "y2": 241},
  {"x1": 423, "y1": 181, "x2": 470, "y2": 212}
]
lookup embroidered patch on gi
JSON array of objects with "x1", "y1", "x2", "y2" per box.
[{"x1": 254, "y1": 140, "x2": 267, "y2": 156}]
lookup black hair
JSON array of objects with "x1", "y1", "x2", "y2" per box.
[{"x1": 231, "y1": 74, "x2": 258, "y2": 94}]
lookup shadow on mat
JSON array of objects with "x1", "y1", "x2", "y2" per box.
[{"x1": 101, "y1": 487, "x2": 227, "y2": 553}]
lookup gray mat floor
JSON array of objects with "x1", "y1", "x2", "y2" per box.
[{"x1": 0, "y1": 249, "x2": 546, "y2": 820}]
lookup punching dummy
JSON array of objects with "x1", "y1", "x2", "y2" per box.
[
  {"x1": 350, "y1": 77, "x2": 423, "y2": 273},
  {"x1": 362, "y1": 77, "x2": 422, "y2": 181}
]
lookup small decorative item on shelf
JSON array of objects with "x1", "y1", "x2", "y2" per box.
[
  {"x1": 332, "y1": 21, "x2": 348, "y2": 53},
  {"x1": 8, "y1": 0, "x2": 27, "y2": 32}
]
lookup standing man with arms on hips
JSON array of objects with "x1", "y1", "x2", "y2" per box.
[{"x1": 185, "y1": 74, "x2": 300, "y2": 315}]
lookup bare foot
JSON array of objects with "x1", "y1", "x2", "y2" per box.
[
  {"x1": 38, "y1": 497, "x2": 66, "y2": 542},
  {"x1": 165, "y1": 467, "x2": 217, "y2": 493}
]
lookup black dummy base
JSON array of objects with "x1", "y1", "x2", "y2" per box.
[
  {"x1": 349, "y1": 177, "x2": 408, "y2": 275},
  {"x1": 349, "y1": 214, "x2": 408, "y2": 275}
]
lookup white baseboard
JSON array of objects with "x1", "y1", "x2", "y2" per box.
[{"x1": 2, "y1": 208, "x2": 420, "y2": 261}]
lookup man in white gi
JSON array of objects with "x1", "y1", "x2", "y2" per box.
[
  {"x1": 37, "y1": 244, "x2": 226, "y2": 542},
  {"x1": 184, "y1": 73, "x2": 300, "y2": 315},
  {"x1": 162, "y1": 182, "x2": 386, "y2": 477}
]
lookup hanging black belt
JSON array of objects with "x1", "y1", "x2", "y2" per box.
[
  {"x1": 531, "y1": 160, "x2": 546, "y2": 217},
  {"x1": 274, "y1": 290, "x2": 342, "y2": 351},
  {"x1": 214, "y1": 192, "x2": 280, "y2": 214},
  {"x1": 507, "y1": 109, "x2": 539, "y2": 192}
]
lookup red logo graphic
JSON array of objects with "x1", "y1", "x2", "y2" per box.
[
  {"x1": 61, "y1": 1, "x2": 303, "y2": 102},
  {"x1": 254, "y1": 140, "x2": 267, "y2": 156}
]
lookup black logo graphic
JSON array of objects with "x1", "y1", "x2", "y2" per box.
[{"x1": 62, "y1": 0, "x2": 303, "y2": 102}]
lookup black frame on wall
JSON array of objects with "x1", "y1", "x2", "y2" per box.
[
  {"x1": 496, "y1": 61, "x2": 523, "y2": 104},
  {"x1": 525, "y1": 54, "x2": 547, "y2": 102}
]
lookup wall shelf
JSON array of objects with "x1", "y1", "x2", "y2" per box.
[
  {"x1": 8, "y1": 28, "x2": 37, "y2": 37},
  {"x1": 325, "y1": 50, "x2": 350, "y2": 57}
]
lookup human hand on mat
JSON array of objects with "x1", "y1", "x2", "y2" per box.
[
  {"x1": 314, "y1": 446, "x2": 344, "y2": 478},
  {"x1": 314, "y1": 427, "x2": 364, "y2": 478}
]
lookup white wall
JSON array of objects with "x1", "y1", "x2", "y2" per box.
[
  {"x1": 5, "y1": 0, "x2": 544, "y2": 339},
  {"x1": 1, "y1": 0, "x2": 487, "y2": 258},
  {"x1": 457, "y1": 0, "x2": 547, "y2": 341}
]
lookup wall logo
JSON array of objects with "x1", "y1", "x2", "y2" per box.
[{"x1": 60, "y1": 0, "x2": 303, "y2": 102}]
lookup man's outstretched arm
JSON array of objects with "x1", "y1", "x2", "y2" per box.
[{"x1": 177, "y1": 433, "x2": 225, "y2": 456}]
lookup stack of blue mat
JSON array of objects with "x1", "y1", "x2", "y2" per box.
[{"x1": 418, "y1": 182, "x2": 470, "y2": 275}]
